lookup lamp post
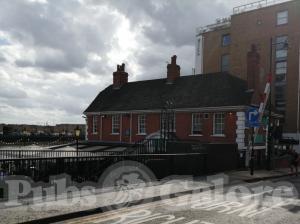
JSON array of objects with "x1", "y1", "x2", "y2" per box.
[{"x1": 75, "y1": 126, "x2": 80, "y2": 157}]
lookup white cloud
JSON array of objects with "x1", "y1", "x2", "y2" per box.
[{"x1": 0, "y1": 0, "x2": 255, "y2": 124}]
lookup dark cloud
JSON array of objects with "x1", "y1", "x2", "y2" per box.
[
  {"x1": 15, "y1": 59, "x2": 33, "y2": 67},
  {"x1": 0, "y1": 0, "x2": 121, "y2": 73},
  {"x1": 0, "y1": 0, "x2": 245, "y2": 124},
  {"x1": 101, "y1": 0, "x2": 232, "y2": 47}
]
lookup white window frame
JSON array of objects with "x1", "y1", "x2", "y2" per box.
[
  {"x1": 112, "y1": 115, "x2": 120, "y2": 134},
  {"x1": 277, "y1": 10, "x2": 288, "y2": 25},
  {"x1": 92, "y1": 115, "x2": 98, "y2": 134},
  {"x1": 137, "y1": 114, "x2": 146, "y2": 135},
  {"x1": 192, "y1": 113, "x2": 203, "y2": 135},
  {"x1": 213, "y1": 113, "x2": 225, "y2": 136}
]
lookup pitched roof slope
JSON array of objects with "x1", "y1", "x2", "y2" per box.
[{"x1": 84, "y1": 72, "x2": 251, "y2": 113}]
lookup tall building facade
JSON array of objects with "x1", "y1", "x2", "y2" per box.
[{"x1": 195, "y1": 0, "x2": 300, "y2": 138}]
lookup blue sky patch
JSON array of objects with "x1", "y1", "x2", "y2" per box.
[{"x1": 0, "y1": 37, "x2": 10, "y2": 45}]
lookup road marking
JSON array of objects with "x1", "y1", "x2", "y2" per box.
[{"x1": 63, "y1": 186, "x2": 299, "y2": 223}]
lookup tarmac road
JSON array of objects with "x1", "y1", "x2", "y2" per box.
[{"x1": 58, "y1": 175, "x2": 300, "y2": 224}]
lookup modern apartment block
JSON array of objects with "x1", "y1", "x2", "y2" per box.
[{"x1": 195, "y1": 0, "x2": 300, "y2": 138}]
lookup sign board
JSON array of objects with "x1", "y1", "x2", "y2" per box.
[{"x1": 246, "y1": 107, "x2": 260, "y2": 127}]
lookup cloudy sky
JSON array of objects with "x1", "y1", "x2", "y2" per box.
[{"x1": 0, "y1": 0, "x2": 253, "y2": 125}]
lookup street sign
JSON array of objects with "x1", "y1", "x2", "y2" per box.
[{"x1": 246, "y1": 107, "x2": 260, "y2": 127}]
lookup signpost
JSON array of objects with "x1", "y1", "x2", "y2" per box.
[
  {"x1": 245, "y1": 74, "x2": 271, "y2": 175},
  {"x1": 246, "y1": 107, "x2": 260, "y2": 176},
  {"x1": 246, "y1": 107, "x2": 260, "y2": 128}
]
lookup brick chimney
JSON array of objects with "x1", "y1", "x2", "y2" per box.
[
  {"x1": 113, "y1": 63, "x2": 128, "y2": 89},
  {"x1": 167, "y1": 55, "x2": 180, "y2": 83},
  {"x1": 247, "y1": 44, "x2": 261, "y2": 104}
]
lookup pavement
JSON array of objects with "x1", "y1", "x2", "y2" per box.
[
  {"x1": 226, "y1": 168, "x2": 297, "y2": 183},
  {"x1": 0, "y1": 168, "x2": 298, "y2": 224}
]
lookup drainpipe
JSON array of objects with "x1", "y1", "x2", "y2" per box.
[
  {"x1": 130, "y1": 113, "x2": 132, "y2": 143},
  {"x1": 100, "y1": 115, "x2": 103, "y2": 141}
]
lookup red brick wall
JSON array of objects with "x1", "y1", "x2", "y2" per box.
[
  {"x1": 87, "y1": 115, "x2": 99, "y2": 141},
  {"x1": 87, "y1": 111, "x2": 238, "y2": 144}
]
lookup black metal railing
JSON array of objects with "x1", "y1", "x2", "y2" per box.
[
  {"x1": 233, "y1": 0, "x2": 290, "y2": 15},
  {"x1": 133, "y1": 138, "x2": 168, "y2": 154},
  {"x1": 0, "y1": 149, "x2": 126, "y2": 160},
  {"x1": 0, "y1": 139, "x2": 211, "y2": 182},
  {"x1": 0, "y1": 152, "x2": 207, "y2": 183},
  {"x1": 0, "y1": 134, "x2": 83, "y2": 146}
]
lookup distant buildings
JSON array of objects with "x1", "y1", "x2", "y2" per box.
[
  {"x1": 0, "y1": 123, "x2": 86, "y2": 137},
  {"x1": 195, "y1": 0, "x2": 300, "y2": 138}
]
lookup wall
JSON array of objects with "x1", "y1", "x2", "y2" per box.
[
  {"x1": 202, "y1": 27, "x2": 231, "y2": 74},
  {"x1": 87, "y1": 111, "x2": 238, "y2": 144},
  {"x1": 200, "y1": 0, "x2": 300, "y2": 133}
]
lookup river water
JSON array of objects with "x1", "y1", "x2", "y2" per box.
[{"x1": 0, "y1": 145, "x2": 76, "y2": 151}]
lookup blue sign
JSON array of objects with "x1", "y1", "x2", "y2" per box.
[{"x1": 246, "y1": 107, "x2": 260, "y2": 127}]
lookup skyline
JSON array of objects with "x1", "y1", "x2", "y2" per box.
[{"x1": 0, "y1": 0, "x2": 254, "y2": 125}]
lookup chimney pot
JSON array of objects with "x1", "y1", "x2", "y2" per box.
[
  {"x1": 113, "y1": 63, "x2": 128, "y2": 89},
  {"x1": 167, "y1": 55, "x2": 180, "y2": 84}
]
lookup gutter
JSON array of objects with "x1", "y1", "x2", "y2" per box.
[{"x1": 83, "y1": 105, "x2": 249, "y2": 115}]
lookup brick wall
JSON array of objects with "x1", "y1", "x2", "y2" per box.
[
  {"x1": 87, "y1": 111, "x2": 238, "y2": 144},
  {"x1": 200, "y1": 0, "x2": 300, "y2": 133}
]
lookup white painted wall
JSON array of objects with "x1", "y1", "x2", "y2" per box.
[
  {"x1": 236, "y1": 111, "x2": 246, "y2": 150},
  {"x1": 195, "y1": 34, "x2": 204, "y2": 74}
]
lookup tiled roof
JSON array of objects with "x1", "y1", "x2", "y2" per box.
[{"x1": 84, "y1": 72, "x2": 251, "y2": 113}]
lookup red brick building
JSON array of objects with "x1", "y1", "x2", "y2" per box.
[
  {"x1": 84, "y1": 55, "x2": 259, "y2": 151},
  {"x1": 195, "y1": 0, "x2": 300, "y2": 139}
]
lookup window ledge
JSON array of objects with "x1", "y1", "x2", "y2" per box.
[
  {"x1": 189, "y1": 134, "x2": 203, "y2": 137},
  {"x1": 276, "y1": 23, "x2": 288, "y2": 27},
  {"x1": 92, "y1": 132, "x2": 98, "y2": 135},
  {"x1": 137, "y1": 133, "x2": 147, "y2": 136},
  {"x1": 110, "y1": 133, "x2": 120, "y2": 135},
  {"x1": 211, "y1": 134, "x2": 226, "y2": 137}
]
